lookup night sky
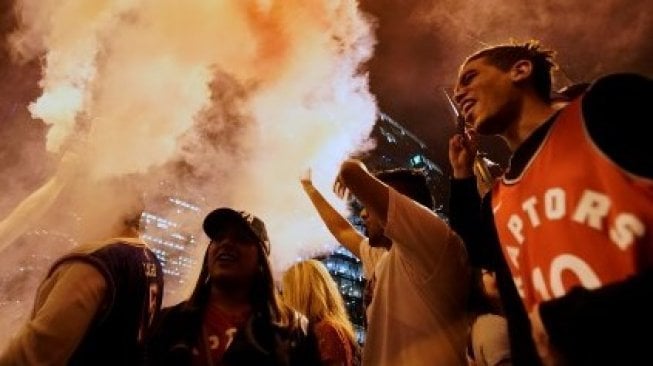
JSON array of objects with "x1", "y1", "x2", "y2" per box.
[
  {"x1": 2, "y1": 0, "x2": 652, "y2": 208},
  {"x1": 359, "y1": 0, "x2": 653, "y2": 169}
]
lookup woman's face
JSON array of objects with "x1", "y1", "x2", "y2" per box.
[{"x1": 207, "y1": 226, "x2": 261, "y2": 287}]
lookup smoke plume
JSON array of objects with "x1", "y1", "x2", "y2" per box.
[{"x1": 0, "y1": 0, "x2": 377, "y2": 343}]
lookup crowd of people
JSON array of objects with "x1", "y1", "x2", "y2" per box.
[{"x1": 0, "y1": 40, "x2": 651, "y2": 365}]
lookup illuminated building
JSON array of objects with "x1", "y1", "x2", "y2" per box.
[
  {"x1": 140, "y1": 195, "x2": 203, "y2": 302},
  {"x1": 322, "y1": 245, "x2": 366, "y2": 344},
  {"x1": 366, "y1": 112, "x2": 448, "y2": 216}
]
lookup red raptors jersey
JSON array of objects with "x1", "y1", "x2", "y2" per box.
[{"x1": 492, "y1": 97, "x2": 653, "y2": 311}]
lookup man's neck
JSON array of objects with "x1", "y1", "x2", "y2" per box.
[
  {"x1": 502, "y1": 96, "x2": 557, "y2": 152},
  {"x1": 369, "y1": 234, "x2": 392, "y2": 249}
]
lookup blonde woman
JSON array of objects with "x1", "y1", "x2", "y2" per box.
[{"x1": 282, "y1": 259, "x2": 360, "y2": 366}]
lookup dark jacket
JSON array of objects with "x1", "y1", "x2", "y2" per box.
[
  {"x1": 149, "y1": 301, "x2": 321, "y2": 366},
  {"x1": 60, "y1": 241, "x2": 164, "y2": 366}
]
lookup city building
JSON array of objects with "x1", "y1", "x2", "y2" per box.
[
  {"x1": 140, "y1": 195, "x2": 203, "y2": 303},
  {"x1": 364, "y1": 112, "x2": 448, "y2": 216},
  {"x1": 322, "y1": 245, "x2": 367, "y2": 344}
]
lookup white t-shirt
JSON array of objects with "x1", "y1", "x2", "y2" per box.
[
  {"x1": 470, "y1": 314, "x2": 511, "y2": 366},
  {"x1": 359, "y1": 188, "x2": 470, "y2": 366}
]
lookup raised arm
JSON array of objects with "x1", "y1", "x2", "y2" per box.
[
  {"x1": 301, "y1": 169, "x2": 365, "y2": 258},
  {"x1": 339, "y1": 160, "x2": 468, "y2": 285},
  {"x1": 0, "y1": 151, "x2": 79, "y2": 253},
  {"x1": 337, "y1": 159, "x2": 389, "y2": 228}
]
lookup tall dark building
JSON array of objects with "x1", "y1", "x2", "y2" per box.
[{"x1": 322, "y1": 111, "x2": 448, "y2": 345}]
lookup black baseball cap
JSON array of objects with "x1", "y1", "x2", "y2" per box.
[{"x1": 202, "y1": 208, "x2": 271, "y2": 255}]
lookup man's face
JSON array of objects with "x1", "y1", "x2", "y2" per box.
[
  {"x1": 360, "y1": 207, "x2": 390, "y2": 248},
  {"x1": 207, "y1": 225, "x2": 260, "y2": 286},
  {"x1": 453, "y1": 57, "x2": 518, "y2": 135}
]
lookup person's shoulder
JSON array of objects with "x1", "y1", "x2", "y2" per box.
[
  {"x1": 582, "y1": 73, "x2": 651, "y2": 113},
  {"x1": 149, "y1": 301, "x2": 199, "y2": 357},
  {"x1": 313, "y1": 319, "x2": 341, "y2": 338},
  {"x1": 588, "y1": 73, "x2": 651, "y2": 91},
  {"x1": 580, "y1": 72, "x2": 652, "y2": 177},
  {"x1": 102, "y1": 237, "x2": 148, "y2": 250},
  {"x1": 473, "y1": 313, "x2": 507, "y2": 329},
  {"x1": 273, "y1": 306, "x2": 310, "y2": 337},
  {"x1": 471, "y1": 314, "x2": 509, "y2": 341},
  {"x1": 156, "y1": 301, "x2": 197, "y2": 329},
  {"x1": 359, "y1": 238, "x2": 386, "y2": 260},
  {"x1": 72, "y1": 237, "x2": 145, "y2": 255},
  {"x1": 278, "y1": 311, "x2": 323, "y2": 365},
  {"x1": 584, "y1": 73, "x2": 652, "y2": 104}
]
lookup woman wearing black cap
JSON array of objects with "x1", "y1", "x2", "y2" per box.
[{"x1": 149, "y1": 208, "x2": 320, "y2": 366}]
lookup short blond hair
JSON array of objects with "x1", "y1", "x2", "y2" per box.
[{"x1": 282, "y1": 259, "x2": 356, "y2": 344}]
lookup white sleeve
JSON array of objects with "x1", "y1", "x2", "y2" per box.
[
  {"x1": 384, "y1": 187, "x2": 467, "y2": 281},
  {"x1": 0, "y1": 261, "x2": 107, "y2": 366},
  {"x1": 358, "y1": 238, "x2": 386, "y2": 280},
  {"x1": 471, "y1": 314, "x2": 512, "y2": 366}
]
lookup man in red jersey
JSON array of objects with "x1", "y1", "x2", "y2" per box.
[{"x1": 448, "y1": 40, "x2": 653, "y2": 365}]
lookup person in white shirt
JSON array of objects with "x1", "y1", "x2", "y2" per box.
[{"x1": 302, "y1": 159, "x2": 470, "y2": 365}]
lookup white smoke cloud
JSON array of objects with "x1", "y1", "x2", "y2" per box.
[{"x1": 1, "y1": 0, "x2": 377, "y2": 343}]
